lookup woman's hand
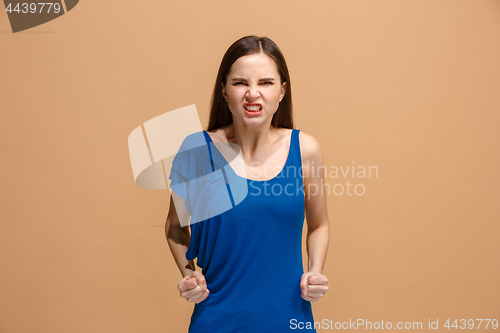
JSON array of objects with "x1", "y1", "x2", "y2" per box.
[
  {"x1": 177, "y1": 270, "x2": 210, "y2": 303},
  {"x1": 300, "y1": 272, "x2": 329, "y2": 302}
]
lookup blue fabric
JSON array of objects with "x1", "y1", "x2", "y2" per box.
[
  {"x1": 168, "y1": 132, "x2": 249, "y2": 225},
  {"x1": 169, "y1": 128, "x2": 316, "y2": 332}
]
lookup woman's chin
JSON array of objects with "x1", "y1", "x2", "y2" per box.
[
  {"x1": 233, "y1": 114, "x2": 270, "y2": 127},
  {"x1": 242, "y1": 119, "x2": 266, "y2": 127}
]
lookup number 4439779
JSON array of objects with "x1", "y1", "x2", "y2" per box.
[
  {"x1": 5, "y1": 3, "x2": 62, "y2": 14},
  {"x1": 444, "y1": 319, "x2": 498, "y2": 329}
]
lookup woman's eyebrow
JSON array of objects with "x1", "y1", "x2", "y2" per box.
[{"x1": 231, "y1": 77, "x2": 275, "y2": 81}]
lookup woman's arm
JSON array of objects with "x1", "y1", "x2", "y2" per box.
[
  {"x1": 300, "y1": 131, "x2": 330, "y2": 274},
  {"x1": 165, "y1": 194, "x2": 196, "y2": 278},
  {"x1": 166, "y1": 194, "x2": 211, "y2": 303}
]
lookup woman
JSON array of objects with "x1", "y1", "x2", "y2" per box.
[{"x1": 165, "y1": 35, "x2": 330, "y2": 332}]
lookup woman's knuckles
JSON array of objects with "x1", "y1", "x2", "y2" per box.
[
  {"x1": 193, "y1": 289, "x2": 210, "y2": 303},
  {"x1": 182, "y1": 286, "x2": 204, "y2": 298}
]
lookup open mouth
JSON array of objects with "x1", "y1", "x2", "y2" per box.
[{"x1": 244, "y1": 104, "x2": 262, "y2": 112}]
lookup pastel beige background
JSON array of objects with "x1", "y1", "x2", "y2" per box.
[{"x1": 1, "y1": 0, "x2": 499, "y2": 332}]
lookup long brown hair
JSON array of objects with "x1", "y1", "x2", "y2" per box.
[{"x1": 206, "y1": 36, "x2": 294, "y2": 131}]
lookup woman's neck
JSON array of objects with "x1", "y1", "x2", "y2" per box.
[{"x1": 227, "y1": 121, "x2": 278, "y2": 158}]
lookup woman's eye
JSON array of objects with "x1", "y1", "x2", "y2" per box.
[{"x1": 233, "y1": 81, "x2": 273, "y2": 86}]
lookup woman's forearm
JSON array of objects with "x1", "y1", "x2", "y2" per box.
[
  {"x1": 166, "y1": 219, "x2": 196, "y2": 278},
  {"x1": 306, "y1": 224, "x2": 330, "y2": 274}
]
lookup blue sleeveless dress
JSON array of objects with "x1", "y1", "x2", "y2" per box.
[{"x1": 168, "y1": 128, "x2": 316, "y2": 332}]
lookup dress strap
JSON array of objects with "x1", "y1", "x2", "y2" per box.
[
  {"x1": 202, "y1": 131, "x2": 215, "y2": 172},
  {"x1": 291, "y1": 129, "x2": 302, "y2": 168},
  {"x1": 202, "y1": 130, "x2": 235, "y2": 208}
]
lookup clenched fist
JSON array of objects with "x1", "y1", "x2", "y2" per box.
[
  {"x1": 178, "y1": 270, "x2": 210, "y2": 304},
  {"x1": 300, "y1": 272, "x2": 329, "y2": 302}
]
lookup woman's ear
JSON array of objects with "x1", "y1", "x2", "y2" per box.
[
  {"x1": 280, "y1": 81, "x2": 287, "y2": 102},
  {"x1": 221, "y1": 82, "x2": 227, "y2": 102}
]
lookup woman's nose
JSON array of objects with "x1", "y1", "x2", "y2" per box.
[{"x1": 245, "y1": 86, "x2": 261, "y2": 99}]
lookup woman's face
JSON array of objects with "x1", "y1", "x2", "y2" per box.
[{"x1": 222, "y1": 53, "x2": 286, "y2": 128}]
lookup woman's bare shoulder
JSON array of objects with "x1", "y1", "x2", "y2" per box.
[
  {"x1": 206, "y1": 125, "x2": 233, "y2": 142},
  {"x1": 298, "y1": 130, "x2": 323, "y2": 162},
  {"x1": 206, "y1": 126, "x2": 226, "y2": 142}
]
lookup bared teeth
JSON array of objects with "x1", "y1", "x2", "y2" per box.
[{"x1": 245, "y1": 105, "x2": 262, "y2": 111}]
